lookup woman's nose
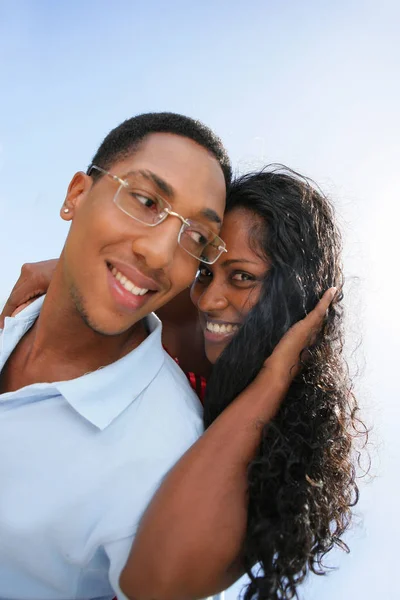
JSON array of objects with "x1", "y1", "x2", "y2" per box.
[{"x1": 196, "y1": 280, "x2": 229, "y2": 313}]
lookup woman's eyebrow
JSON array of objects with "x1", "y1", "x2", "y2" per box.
[{"x1": 220, "y1": 258, "x2": 259, "y2": 267}]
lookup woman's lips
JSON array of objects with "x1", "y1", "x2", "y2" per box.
[{"x1": 202, "y1": 318, "x2": 240, "y2": 343}]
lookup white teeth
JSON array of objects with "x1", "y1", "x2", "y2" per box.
[
  {"x1": 110, "y1": 266, "x2": 149, "y2": 296},
  {"x1": 206, "y1": 322, "x2": 239, "y2": 334}
]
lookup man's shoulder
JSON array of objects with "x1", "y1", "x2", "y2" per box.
[
  {"x1": 151, "y1": 349, "x2": 203, "y2": 410},
  {"x1": 137, "y1": 349, "x2": 203, "y2": 436},
  {"x1": 160, "y1": 350, "x2": 200, "y2": 391}
]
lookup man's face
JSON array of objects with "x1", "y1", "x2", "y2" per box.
[{"x1": 61, "y1": 133, "x2": 226, "y2": 335}]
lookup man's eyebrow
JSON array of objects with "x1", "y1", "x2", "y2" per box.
[
  {"x1": 130, "y1": 170, "x2": 222, "y2": 225},
  {"x1": 199, "y1": 208, "x2": 222, "y2": 226},
  {"x1": 138, "y1": 170, "x2": 175, "y2": 198}
]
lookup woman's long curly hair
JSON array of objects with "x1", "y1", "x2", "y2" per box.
[{"x1": 203, "y1": 166, "x2": 366, "y2": 599}]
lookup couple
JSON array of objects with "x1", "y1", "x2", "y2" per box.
[{"x1": 0, "y1": 112, "x2": 364, "y2": 600}]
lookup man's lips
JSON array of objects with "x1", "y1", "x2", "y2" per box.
[
  {"x1": 106, "y1": 266, "x2": 155, "y2": 312},
  {"x1": 105, "y1": 259, "x2": 168, "y2": 313},
  {"x1": 106, "y1": 259, "x2": 162, "y2": 292}
]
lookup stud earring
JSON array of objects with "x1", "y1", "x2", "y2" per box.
[{"x1": 63, "y1": 208, "x2": 70, "y2": 213}]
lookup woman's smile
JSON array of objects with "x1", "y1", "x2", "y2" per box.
[{"x1": 202, "y1": 316, "x2": 240, "y2": 343}]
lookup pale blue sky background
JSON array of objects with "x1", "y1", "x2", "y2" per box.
[{"x1": 0, "y1": 1, "x2": 399, "y2": 598}]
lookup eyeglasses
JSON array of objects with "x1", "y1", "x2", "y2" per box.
[{"x1": 88, "y1": 165, "x2": 227, "y2": 265}]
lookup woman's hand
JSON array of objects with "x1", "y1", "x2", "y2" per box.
[
  {"x1": 0, "y1": 259, "x2": 58, "y2": 328},
  {"x1": 261, "y1": 287, "x2": 337, "y2": 388}
]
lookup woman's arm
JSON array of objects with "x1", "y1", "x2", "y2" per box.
[{"x1": 120, "y1": 289, "x2": 336, "y2": 600}]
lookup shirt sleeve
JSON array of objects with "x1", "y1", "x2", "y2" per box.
[
  {"x1": 104, "y1": 536, "x2": 226, "y2": 600},
  {"x1": 100, "y1": 370, "x2": 203, "y2": 597},
  {"x1": 104, "y1": 536, "x2": 134, "y2": 600},
  {"x1": 100, "y1": 434, "x2": 202, "y2": 597}
]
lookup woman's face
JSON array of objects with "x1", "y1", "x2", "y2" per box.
[{"x1": 191, "y1": 207, "x2": 269, "y2": 364}]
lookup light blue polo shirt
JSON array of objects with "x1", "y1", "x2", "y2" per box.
[{"x1": 0, "y1": 297, "x2": 204, "y2": 600}]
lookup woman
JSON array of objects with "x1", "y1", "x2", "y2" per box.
[{"x1": 1, "y1": 166, "x2": 366, "y2": 599}]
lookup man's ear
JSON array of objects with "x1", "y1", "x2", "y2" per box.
[{"x1": 60, "y1": 171, "x2": 92, "y2": 221}]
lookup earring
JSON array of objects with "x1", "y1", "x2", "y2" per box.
[{"x1": 63, "y1": 208, "x2": 70, "y2": 213}]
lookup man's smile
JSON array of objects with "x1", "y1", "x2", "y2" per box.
[{"x1": 106, "y1": 260, "x2": 161, "y2": 312}]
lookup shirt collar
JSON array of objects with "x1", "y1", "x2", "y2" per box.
[{"x1": 0, "y1": 297, "x2": 165, "y2": 430}]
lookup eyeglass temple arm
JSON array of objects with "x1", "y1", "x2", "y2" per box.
[{"x1": 88, "y1": 164, "x2": 126, "y2": 187}]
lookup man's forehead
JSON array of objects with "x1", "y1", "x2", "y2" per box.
[{"x1": 119, "y1": 132, "x2": 221, "y2": 169}]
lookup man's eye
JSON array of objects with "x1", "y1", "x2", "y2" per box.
[
  {"x1": 186, "y1": 230, "x2": 208, "y2": 245},
  {"x1": 131, "y1": 192, "x2": 158, "y2": 210}
]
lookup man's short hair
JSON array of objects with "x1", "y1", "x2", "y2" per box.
[{"x1": 88, "y1": 112, "x2": 232, "y2": 188}]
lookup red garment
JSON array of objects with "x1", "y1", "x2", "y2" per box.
[{"x1": 186, "y1": 369, "x2": 207, "y2": 404}]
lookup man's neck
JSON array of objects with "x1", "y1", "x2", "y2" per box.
[{"x1": 1, "y1": 266, "x2": 148, "y2": 392}]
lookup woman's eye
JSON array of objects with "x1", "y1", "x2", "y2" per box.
[
  {"x1": 231, "y1": 272, "x2": 255, "y2": 282},
  {"x1": 197, "y1": 266, "x2": 212, "y2": 279}
]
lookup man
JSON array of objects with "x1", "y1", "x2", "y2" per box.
[{"x1": 0, "y1": 112, "x2": 230, "y2": 599}]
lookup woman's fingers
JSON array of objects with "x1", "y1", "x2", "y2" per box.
[
  {"x1": 0, "y1": 282, "x2": 43, "y2": 328},
  {"x1": 262, "y1": 288, "x2": 337, "y2": 384},
  {"x1": 11, "y1": 300, "x2": 38, "y2": 317},
  {"x1": 0, "y1": 260, "x2": 57, "y2": 328},
  {"x1": 296, "y1": 287, "x2": 337, "y2": 346},
  {"x1": 306, "y1": 287, "x2": 337, "y2": 326}
]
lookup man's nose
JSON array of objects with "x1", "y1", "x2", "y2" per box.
[{"x1": 131, "y1": 218, "x2": 183, "y2": 271}]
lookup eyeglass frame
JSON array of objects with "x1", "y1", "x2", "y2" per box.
[{"x1": 87, "y1": 164, "x2": 228, "y2": 265}]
